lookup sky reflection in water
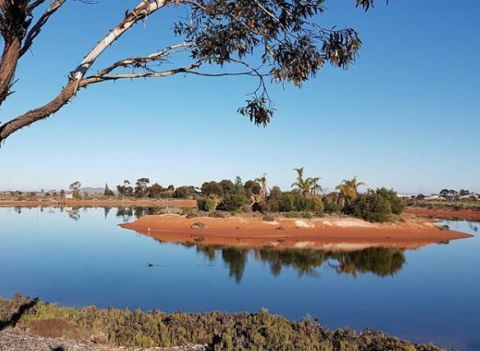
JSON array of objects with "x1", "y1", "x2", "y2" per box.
[{"x1": 0, "y1": 207, "x2": 478, "y2": 350}]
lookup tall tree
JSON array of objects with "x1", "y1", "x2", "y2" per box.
[
  {"x1": 0, "y1": 0, "x2": 375, "y2": 145},
  {"x1": 336, "y1": 176, "x2": 365, "y2": 205},
  {"x1": 104, "y1": 183, "x2": 114, "y2": 197},
  {"x1": 291, "y1": 167, "x2": 321, "y2": 197},
  {"x1": 135, "y1": 177, "x2": 150, "y2": 198},
  {"x1": 69, "y1": 180, "x2": 81, "y2": 198}
]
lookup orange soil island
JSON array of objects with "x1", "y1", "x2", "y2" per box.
[
  {"x1": 120, "y1": 215, "x2": 472, "y2": 251},
  {"x1": 406, "y1": 207, "x2": 480, "y2": 221}
]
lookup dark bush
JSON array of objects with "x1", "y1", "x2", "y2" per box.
[
  {"x1": 173, "y1": 186, "x2": 196, "y2": 199},
  {"x1": 278, "y1": 192, "x2": 296, "y2": 212},
  {"x1": 201, "y1": 181, "x2": 224, "y2": 197},
  {"x1": 354, "y1": 193, "x2": 391, "y2": 222},
  {"x1": 219, "y1": 179, "x2": 235, "y2": 195},
  {"x1": 244, "y1": 180, "x2": 261, "y2": 197},
  {"x1": 352, "y1": 188, "x2": 406, "y2": 223},
  {"x1": 323, "y1": 201, "x2": 343, "y2": 214},
  {"x1": 266, "y1": 186, "x2": 282, "y2": 212},
  {"x1": 217, "y1": 194, "x2": 247, "y2": 212}
]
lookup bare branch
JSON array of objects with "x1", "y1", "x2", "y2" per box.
[
  {"x1": 0, "y1": 0, "x2": 169, "y2": 143},
  {"x1": 94, "y1": 42, "x2": 191, "y2": 77},
  {"x1": 20, "y1": 0, "x2": 66, "y2": 56},
  {"x1": 72, "y1": 0, "x2": 169, "y2": 79},
  {"x1": 81, "y1": 62, "x2": 202, "y2": 86}
]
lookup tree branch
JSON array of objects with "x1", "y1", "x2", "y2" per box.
[
  {"x1": 0, "y1": 0, "x2": 169, "y2": 144},
  {"x1": 20, "y1": 0, "x2": 66, "y2": 56},
  {"x1": 80, "y1": 62, "x2": 201, "y2": 85},
  {"x1": 94, "y1": 42, "x2": 190, "y2": 77}
]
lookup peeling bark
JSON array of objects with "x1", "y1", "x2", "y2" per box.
[{"x1": 0, "y1": 37, "x2": 21, "y2": 104}]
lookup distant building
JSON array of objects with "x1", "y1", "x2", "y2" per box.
[
  {"x1": 397, "y1": 194, "x2": 413, "y2": 199},
  {"x1": 459, "y1": 194, "x2": 477, "y2": 201},
  {"x1": 65, "y1": 193, "x2": 74, "y2": 199}
]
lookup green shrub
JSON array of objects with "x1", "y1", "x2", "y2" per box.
[
  {"x1": 303, "y1": 196, "x2": 324, "y2": 214},
  {"x1": 375, "y1": 187, "x2": 405, "y2": 215},
  {"x1": 173, "y1": 186, "x2": 195, "y2": 199},
  {"x1": 352, "y1": 188, "x2": 406, "y2": 223},
  {"x1": 266, "y1": 186, "x2": 282, "y2": 212},
  {"x1": 278, "y1": 192, "x2": 296, "y2": 212},
  {"x1": 354, "y1": 193, "x2": 391, "y2": 222},
  {"x1": 323, "y1": 201, "x2": 343, "y2": 214},
  {"x1": 201, "y1": 181, "x2": 224, "y2": 197},
  {"x1": 217, "y1": 194, "x2": 247, "y2": 212},
  {"x1": 277, "y1": 192, "x2": 324, "y2": 214},
  {"x1": 197, "y1": 197, "x2": 219, "y2": 212},
  {"x1": 1, "y1": 296, "x2": 444, "y2": 351}
]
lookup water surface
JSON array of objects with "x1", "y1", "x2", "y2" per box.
[{"x1": 0, "y1": 207, "x2": 478, "y2": 350}]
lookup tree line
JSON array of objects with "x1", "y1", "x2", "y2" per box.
[{"x1": 108, "y1": 168, "x2": 405, "y2": 222}]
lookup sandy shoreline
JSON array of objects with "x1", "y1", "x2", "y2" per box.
[
  {"x1": 406, "y1": 207, "x2": 480, "y2": 221},
  {"x1": 120, "y1": 214, "x2": 472, "y2": 251},
  {"x1": 0, "y1": 199, "x2": 197, "y2": 208}
]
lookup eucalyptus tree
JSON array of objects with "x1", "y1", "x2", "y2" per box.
[
  {"x1": 0, "y1": 0, "x2": 376, "y2": 145},
  {"x1": 69, "y1": 180, "x2": 81, "y2": 198}
]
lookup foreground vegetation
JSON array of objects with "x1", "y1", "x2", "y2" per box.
[{"x1": 0, "y1": 296, "x2": 444, "y2": 351}]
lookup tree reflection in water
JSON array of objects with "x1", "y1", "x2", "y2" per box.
[{"x1": 194, "y1": 245, "x2": 405, "y2": 282}]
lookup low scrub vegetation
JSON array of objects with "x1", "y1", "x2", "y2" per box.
[
  {"x1": 352, "y1": 188, "x2": 406, "y2": 223},
  {"x1": 0, "y1": 295, "x2": 444, "y2": 351},
  {"x1": 407, "y1": 199, "x2": 480, "y2": 211}
]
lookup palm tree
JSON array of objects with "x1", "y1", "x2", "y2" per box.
[
  {"x1": 336, "y1": 176, "x2": 365, "y2": 205},
  {"x1": 291, "y1": 167, "x2": 322, "y2": 197}
]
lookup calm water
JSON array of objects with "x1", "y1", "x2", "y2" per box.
[{"x1": 0, "y1": 207, "x2": 479, "y2": 350}]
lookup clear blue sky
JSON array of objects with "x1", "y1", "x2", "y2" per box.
[{"x1": 0, "y1": 0, "x2": 479, "y2": 194}]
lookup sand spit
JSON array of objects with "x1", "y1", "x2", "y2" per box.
[{"x1": 120, "y1": 214, "x2": 472, "y2": 251}]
